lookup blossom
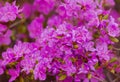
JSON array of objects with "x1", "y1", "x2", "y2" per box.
[
  {"x1": 0, "y1": 2, "x2": 22, "y2": 22},
  {"x1": 0, "y1": 0, "x2": 120, "y2": 82},
  {"x1": 20, "y1": 49, "x2": 41, "y2": 74},
  {"x1": 8, "y1": 65, "x2": 20, "y2": 82},
  {"x1": 107, "y1": 16, "x2": 120, "y2": 37},
  {"x1": 72, "y1": 26, "x2": 92, "y2": 43},
  {"x1": 96, "y1": 38, "x2": 110, "y2": 61},
  {"x1": 61, "y1": 56, "x2": 76, "y2": 76},
  {"x1": 34, "y1": 63, "x2": 46, "y2": 80},
  {"x1": 83, "y1": 41, "x2": 95, "y2": 51},
  {"x1": 13, "y1": 41, "x2": 31, "y2": 59},
  {"x1": 0, "y1": 24, "x2": 12, "y2": 45},
  {"x1": 28, "y1": 15, "x2": 44, "y2": 38},
  {"x1": 34, "y1": 0, "x2": 55, "y2": 14},
  {"x1": 22, "y1": 3, "x2": 34, "y2": 18},
  {"x1": 2, "y1": 48, "x2": 14, "y2": 65}
]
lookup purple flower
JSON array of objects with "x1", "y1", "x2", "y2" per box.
[
  {"x1": 0, "y1": 1, "x2": 22, "y2": 22},
  {"x1": 48, "y1": 16, "x2": 62, "y2": 27},
  {"x1": 20, "y1": 55, "x2": 35, "y2": 74},
  {"x1": 107, "y1": 16, "x2": 120, "y2": 37},
  {"x1": 22, "y1": 3, "x2": 34, "y2": 18},
  {"x1": 2, "y1": 48, "x2": 14, "y2": 65},
  {"x1": 78, "y1": 65, "x2": 89, "y2": 74},
  {"x1": 96, "y1": 39, "x2": 110, "y2": 61},
  {"x1": 77, "y1": 0, "x2": 96, "y2": 11},
  {"x1": 34, "y1": 0, "x2": 55, "y2": 14},
  {"x1": 0, "y1": 0, "x2": 120, "y2": 81},
  {"x1": 20, "y1": 49, "x2": 41, "y2": 74},
  {"x1": 8, "y1": 65, "x2": 20, "y2": 82},
  {"x1": 83, "y1": 41, "x2": 95, "y2": 51},
  {"x1": 13, "y1": 41, "x2": 31, "y2": 59},
  {"x1": 34, "y1": 63, "x2": 46, "y2": 80},
  {"x1": 61, "y1": 56, "x2": 76, "y2": 76},
  {"x1": 28, "y1": 15, "x2": 44, "y2": 38},
  {"x1": 72, "y1": 26, "x2": 92, "y2": 43},
  {"x1": 0, "y1": 24, "x2": 12, "y2": 45}
]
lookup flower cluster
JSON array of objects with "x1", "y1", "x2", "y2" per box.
[
  {"x1": 0, "y1": 0, "x2": 120, "y2": 82},
  {"x1": 0, "y1": 1, "x2": 21, "y2": 22},
  {"x1": 0, "y1": 1, "x2": 22, "y2": 45},
  {"x1": 0, "y1": 24, "x2": 11, "y2": 45}
]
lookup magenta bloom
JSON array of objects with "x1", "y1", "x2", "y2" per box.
[
  {"x1": 0, "y1": 2, "x2": 22, "y2": 22},
  {"x1": 8, "y1": 65, "x2": 20, "y2": 82},
  {"x1": 0, "y1": 24, "x2": 11, "y2": 45},
  {"x1": 107, "y1": 16, "x2": 120, "y2": 37},
  {"x1": 22, "y1": 3, "x2": 34, "y2": 18},
  {"x1": 34, "y1": 0, "x2": 55, "y2": 14},
  {"x1": 0, "y1": 0, "x2": 120, "y2": 82},
  {"x1": 28, "y1": 15, "x2": 44, "y2": 38},
  {"x1": 34, "y1": 63, "x2": 46, "y2": 80}
]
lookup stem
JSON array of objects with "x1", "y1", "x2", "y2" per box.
[
  {"x1": 112, "y1": 77, "x2": 119, "y2": 82},
  {"x1": 113, "y1": 47, "x2": 120, "y2": 51},
  {"x1": 0, "y1": 19, "x2": 26, "y2": 36},
  {"x1": 92, "y1": 75, "x2": 106, "y2": 82},
  {"x1": 9, "y1": 19, "x2": 25, "y2": 29}
]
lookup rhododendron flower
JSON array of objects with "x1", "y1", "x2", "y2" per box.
[
  {"x1": 107, "y1": 16, "x2": 120, "y2": 37},
  {"x1": 0, "y1": 2, "x2": 22, "y2": 22},
  {"x1": 22, "y1": 3, "x2": 34, "y2": 18},
  {"x1": 34, "y1": 63, "x2": 46, "y2": 80},
  {"x1": 0, "y1": 0, "x2": 120, "y2": 82},
  {"x1": 34, "y1": 0, "x2": 55, "y2": 14},
  {"x1": 8, "y1": 65, "x2": 20, "y2": 82},
  {"x1": 0, "y1": 24, "x2": 11, "y2": 45},
  {"x1": 28, "y1": 15, "x2": 44, "y2": 38}
]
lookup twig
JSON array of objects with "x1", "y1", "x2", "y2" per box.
[
  {"x1": 112, "y1": 77, "x2": 119, "y2": 82},
  {"x1": 9, "y1": 19, "x2": 25, "y2": 29},
  {"x1": 106, "y1": 72, "x2": 113, "y2": 82},
  {"x1": 0, "y1": 19, "x2": 26, "y2": 36},
  {"x1": 92, "y1": 75, "x2": 106, "y2": 82},
  {"x1": 113, "y1": 47, "x2": 120, "y2": 51}
]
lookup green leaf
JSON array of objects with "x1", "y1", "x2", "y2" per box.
[
  {"x1": 20, "y1": 76, "x2": 24, "y2": 82},
  {"x1": 87, "y1": 73, "x2": 92, "y2": 79},
  {"x1": 7, "y1": 62, "x2": 18, "y2": 68},
  {"x1": 94, "y1": 62, "x2": 99, "y2": 69},
  {"x1": 71, "y1": 57, "x2": 77, "y2": 63},
  {"x1": 110, "y1": 69, "x2": 115, "y2": 74},
  {"x1": 59, "y1": 74, "x2": 66, "y2": 80},
  {"x1": 108, "y1": 45, "x2": 113, "y2": 50},
  {"x1": 73, "y1": 42, "x2": 79, "y2": 49},
  {"x1": 110, "y1": 37, "x2": 119, "y2": 43},
  {"x1": 73, "y1": 44, "x2": 79, "y2": 49},
  {"x1": 110, "y1": 58, "x2": 117, "y2": 63},
  {"x1": 103, "y1": 15, "x2": 108, "y2": 20},
  {"x1": 93, "y1": 31, "x2": 100, "y2": 39}
]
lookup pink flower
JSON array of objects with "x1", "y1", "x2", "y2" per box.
[
  {"x1": 107, "y1": 16, "x2": 120, "y2": 37},
  {"x1": 34, "y1": 0, "x2": 55, "y2": 14},
  {"x1": 34, "y1": 63, "x2": 46, "y2": 80},
  {"x1": 28, "y1": 15, "x2": 44, "y2": 38},
  {"x1": 0, "y1": 24, "x2": 11, "y2": 45},
  {"x1": 0, "y1": 2, "x2": 22, "y2": 22},
  {"x1": 22, "y1": 3, "x2": 34, "y2": 18},
  {"x1": 8, "y1": 65, "x2": 20, "y2": 82}
]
